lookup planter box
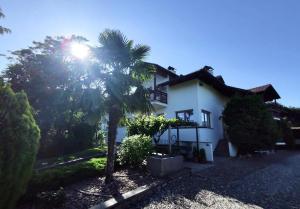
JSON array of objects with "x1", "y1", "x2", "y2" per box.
[{"x1": 147, "y1": 155, "x2": 183, "y2": 177}]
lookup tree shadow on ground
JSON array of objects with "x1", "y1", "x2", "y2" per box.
[{"x1": 130, "y1": 151, "x2": 300, "y2": 209}]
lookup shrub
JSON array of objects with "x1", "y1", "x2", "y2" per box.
[
  {"x1": 0, "y1": 85, "x2": 40, "y2": 209},
  {"x1": 38, "y1": 123, "x2": 97, "y2": 159},
  {"x1": 96, "y1": 129, "x2": 106, "y2": 147},
  {"x1": 279, "y1": 120, "x2": 295, "y2": 148},
  {"x1": 118, "y1": 135, "x2": 154, "y2": 167},
  {"x1": 223, "y1": 95, "x2": 278, "y2": 154},
  {"x1": 126, "y1": 114, "x2": 197, "y2": 144},
  {"x1": 126, "y1": 114, "x2": 177, "y2": 137}
]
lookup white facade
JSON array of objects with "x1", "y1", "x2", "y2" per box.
[
  {"x1": 114, "y1": 65, "x2": 281, "y2": 161},
  {"x1": 156, "y1": 80, "x2": 228, "y2": 149},
  {"x1": 116, "y1": 71, "x2": 230, "y2": 161}
]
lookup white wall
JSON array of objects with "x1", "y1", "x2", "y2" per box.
[
  {"x1": 196, "y1": 82, "x2": 229, "y2": 149},
  {"x1": 156, "y1": 74, "x2": 169, "y2": 85},
  {"x1": 143, "y1": 74, "x2": 169, "y2": 90},
  {"x1": 117, "y1": 78, "x2": 229, "y2": 152},
  {"x1": 157, "y1": 80, "x2": 199, "y2": 117},
  {"x1": 157, "y1": 79, "x2": 228, "y2": 150}
]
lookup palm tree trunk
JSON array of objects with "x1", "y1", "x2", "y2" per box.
[{"x1": 105, "y1": 104, "x2": 121, "y2": 183}]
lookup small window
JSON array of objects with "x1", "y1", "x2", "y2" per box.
[
  {"x1": 201, "y1": 110, "x2": 211, "y2": 128},
  {"x1": 176, "y1": 109, "x2": 193, "y2": 122}
]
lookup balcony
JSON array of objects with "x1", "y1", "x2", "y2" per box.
[{"x1": 150, "y1": 90, "x2": 168, "y2": 109}]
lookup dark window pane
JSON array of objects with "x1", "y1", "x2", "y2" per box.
[
  {"x1": 201, "y1": 110, "x2": 211, "y2": 128},
  {"x1": 176, "y1": 109, "x2": 193, "y2": 122}
]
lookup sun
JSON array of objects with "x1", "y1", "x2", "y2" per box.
[{"x1": 70, "y1": 42, "x2": 90, "y2": 59}]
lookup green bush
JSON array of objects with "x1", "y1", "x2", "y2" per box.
[
  {"x1": 96, "y1": 129, "x2": 106, "y2": 147},
  {"x1": 126, "y1": 114, "x2": 177, "y2": 137},
  {"x1": 118, "y1": 135, "x2": 154, "y2": 167},
  {"x1": 223, "y1": 95, "x2": 278, "y2": 154},
  {"x1": 38, "y1": 122, "x2": 97, "y2": 159},
  {"x1": 0, "y1": 85, "x2": 40, "y2": 209},
  {"x1": 28, "y1": 157, "x2": 106, "y2": 193},
  {"x1": 126, "y1": 114, "x2": 197, "y2": 145}
]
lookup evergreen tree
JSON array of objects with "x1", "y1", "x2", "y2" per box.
[{"x1": 0, "y1": 85, "x2": 40, "y2": 209}]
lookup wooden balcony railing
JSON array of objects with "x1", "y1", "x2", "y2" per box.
[{"x1": 150, "y1": 90, "x2": 168, "y2": 104}]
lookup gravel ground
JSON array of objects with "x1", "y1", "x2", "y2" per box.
[
  {"x1": 18, "y1": 168, "x2": 159, "y2": 209},
  {"x1": 60, "y1": 169, "x2": 159, "y2": 209},
  {"x1": 130, "y1": 151, "x2": 300, "y2": 209}
]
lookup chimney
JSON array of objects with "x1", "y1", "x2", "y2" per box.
[
  {"x1": 203, "y1": 66, "x2": 214, "y2": 75},
  {"x1": 167, "y1": 66, "x2": 176, "y2": 72}
]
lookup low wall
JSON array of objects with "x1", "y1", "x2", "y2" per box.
[
  {"x1": 147, "y1": 155, "x2": 183, "y2": 177},
  {"x1": 199, "y1": 143, "x2": 214, "y2": 161}
]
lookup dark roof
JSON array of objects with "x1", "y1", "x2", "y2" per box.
[
  {"x1": 146, "y1": 62, "x2": 178, "y2": 78},
  {"x1": 249, "y1": 84, "x2": 280, "y2": 101},
  {"x1": 215, "y1": 75, "x2": 225, "y2": 84},
  {"x1": 158, "y1": 67, "x2": 250, "y2": 97},
  {"x1": 249, "y1": 84, "x2": 272, "y2": 93},
  {"x1": 157, "y1": 66, "x2": 280, "y2": 101}
]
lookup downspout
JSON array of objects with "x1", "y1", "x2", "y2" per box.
[{"x1": 196, "y1": 126, "x2": 199, "y2": 152}]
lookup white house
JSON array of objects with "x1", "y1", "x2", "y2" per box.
[{"x1": 117, "y1": 63, "x2": 281, "y2": 161}]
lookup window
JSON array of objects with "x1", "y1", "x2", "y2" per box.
[
  {"x1": 201, "y1": 110, "x2": 211, "y2": 128},
  {"x1": 176, "y1": 109, "x2": 193, "y2": 122}
]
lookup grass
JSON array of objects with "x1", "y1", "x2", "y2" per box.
[
  {"x1": 35, "y1": 146, "x2": 107, "y2": 168},
  {"x1": 28, "y1": 157, "x2": 106, "y2": 194}
]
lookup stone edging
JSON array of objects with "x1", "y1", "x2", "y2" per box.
[{"x1": 89, "y1": 168, "x2": 191, "y2": 209}]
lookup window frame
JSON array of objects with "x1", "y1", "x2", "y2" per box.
[
  {"x1": 201, "y1": 110, "x2": 211, "y2": 128},
  {"x1": 175, "y1": 109, "x2": 193, "y2": 122}
]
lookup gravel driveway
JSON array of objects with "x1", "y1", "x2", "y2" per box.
[{"x1": 130, "y1": 151, "x2": 300, "y2": 209}]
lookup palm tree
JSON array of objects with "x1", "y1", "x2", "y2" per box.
[
  {"x1": 93, "y1": 29, "x2": 153, "y2": 183},
  {"x1": 0, "y1": 7, "x2": 11, "y2": 35}
]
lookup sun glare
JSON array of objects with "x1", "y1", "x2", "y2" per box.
[{"x1": 70, "y1": 42, "x2": 90, "y2": 59}]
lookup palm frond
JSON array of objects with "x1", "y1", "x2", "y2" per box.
[
  {"x1": 123, "y1": 85, "x2": 153, "y2": 114},
  {"x1": 95, "y1": 29, "x2": 153, "y2": 116},
  {"x1": 131, "y1": 44, "x2": 150, "y2": 61},
  {"x1": 98, "y1": 29, "x2": 128, "y2": 48},
  {"x1": 0, "y1": 8, "x2": 11, "y2": 34},
  {"x1": 130, "y1": 61, "x2": 154, "y2": 82},
  {"x1": 97, "y1": 29, "x2": 132, "y2": 68},
  {"x1": 0, "y1": 8, "x2": 4, "y2": 18}
]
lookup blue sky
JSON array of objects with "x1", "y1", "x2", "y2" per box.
[{"x1": 0, "y1": 0, "x2": 299, "y2": 106}]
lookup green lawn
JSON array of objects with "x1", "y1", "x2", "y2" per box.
[
  {"x1": 29, "y1": 157, "x2": 107, "y2": 194},
  {"x1": 35, "y1": 146, "x2": 107, "y2": 168}
]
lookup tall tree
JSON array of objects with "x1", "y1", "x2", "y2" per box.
[
  {"x1": 4, "y1": 36, "x2": 103, "y2": 157},
  {"x1": 93, "y1": 29, "x2": 153, "y2": 182},
  {"x1": 223, "y1": 95, "x2": 278, "y2": 154},
  {"x1": 0, "y1": 84, "x2": 40, "y2": 209},
  {"x1": 0, "y1": 7, "x2": 11, "y2": 35}
]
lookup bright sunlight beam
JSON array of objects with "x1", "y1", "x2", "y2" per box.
[{"x1": 70, "y1": 42, "x2": 90, "y2": 59}]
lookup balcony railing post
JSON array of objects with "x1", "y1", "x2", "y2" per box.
[{"x1": 150, "y1": 90, "x2": 167, "y2": 104}]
